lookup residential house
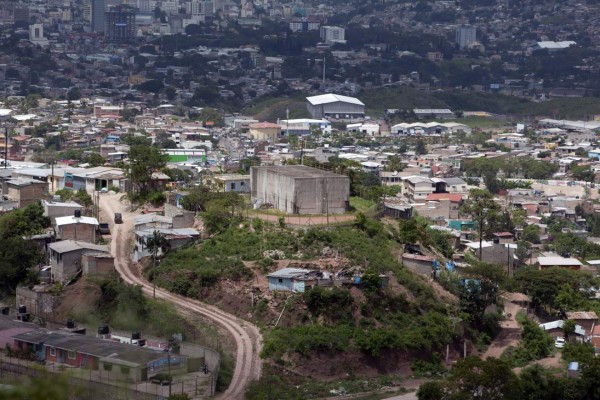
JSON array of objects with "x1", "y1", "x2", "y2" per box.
[
  {"x1": 55, "y1": 214, "x2": 99, "y2": 243},
  {"x1": 11, "y1": 327, "x2": 189, "y2": 382},
  {"x1": 539, "y1": 320, "x2": 587, "y2": 341},
  {"x1": 401, "y1": 253, "x2": 435, "y2": 276},
  {"x1": 403, "y1": 176, "x2": 446, "y2": 202},
  {"x1": 466, "y1": 241, "x2": 516, "y2": 271},
  {"x1": 212, "y1": 174, "x2": 251, "y2": 193},
  {"x1": 591, "y1": 325, "x2": 600, "y2": 353},
  {"x1": 47, "y1": 240, "x2": 110, "y2": 283},
  {"x1": 249, "y1": 122, "x2": 281, "y2": 142},
  {"x1": 133, "y1": 228, "x2": 199, "y2": 262},
  {"x1": 267, "y1": 268, "x2": 319, "y2": 292},
  {"x1": 413, "y1": 199, "x2": 460, "y2": 221},
  {"x1": 538, "y1": 254, "x2": 583, "y2": 270},
  {"x1": 42, "y1": 200, "x2": 84, "y2": 225},
  {"x1": 5, "y1": 178, "x2": 48, "y2": 208},
  {"x1": 133, "y1": 214, "x2": 173, "y2": 231},
  {"x1": 565, "y1": 311, "x2": 598, "y2": 337},
  {"x1": 493, "y1": 232, "x2": 514, "y2": 244}
]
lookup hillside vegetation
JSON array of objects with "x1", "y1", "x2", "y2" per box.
[
  {"x1": 151, "y1": 216, "x2": 491, "y2": 396},
  {"x1": 244, "y1": 87, "x2": 600, "y2": 120}
]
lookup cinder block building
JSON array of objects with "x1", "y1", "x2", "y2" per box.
[{"x1": 251, "y1": 165, "x2": 349, "y2": 214}]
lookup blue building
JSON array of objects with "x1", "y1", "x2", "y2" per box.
[{"x1": 267, "y1": 268, "x2": 316, "y2": 292}]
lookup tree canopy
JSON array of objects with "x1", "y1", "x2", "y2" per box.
[{"x1": 128, "y1": 144, "x2": 169, "y2": 198}]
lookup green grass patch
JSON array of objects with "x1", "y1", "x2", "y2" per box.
[
  {"x1": 246, "y1": 366, "x2": 403, "y2": 400},
  {"x1": 349, "y1": 196, "x2": 377, "y2": 213}
]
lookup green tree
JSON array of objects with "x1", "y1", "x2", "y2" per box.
[
  {"x1": 571, "y1": 164, "x2": 595, "y2": 182},
  {"x1": 181, "y1": 186, "x2": 216, "y2": 212},
  {"x1": 461, "y1": 189, "x2": 501, "y2": 260},
  {"x1": 514, "y1": 267, "x2": 596, "y2": 310},
  {"x1": 128, "y1": 144, "x2": 169, "y2": 198},
  {"x1": 385, "y1": 155, "x2": 404, "y2": 172},
  {"x1": 415, "y1": 139, "x2": 427, "y2": 155},
  {"x1": 562, "y1": 319, "x2": 576, "y2": 342},
  {"x1": 0, "y1": 236, "x2": 43, "y2": 294},
  {"x1": 426, "y1": 356, "x2": 520, "y2": 400},
  {"x1": 66, "y1": 87, "x2": 81, "y2": 101},
  {"x1": 201, "y1": 193, "x2": 245, "y2": 234},
  {"x1": 522, "y1": 224, "x2": 541, "y2": 244},
  {"x1": 73, "y1": 189, "x2": 93, "y2": 211},
  {"x1": 0, "y1": 203, "x2": 50, "y2": 239}
]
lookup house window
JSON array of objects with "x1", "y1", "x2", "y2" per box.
[
  {"x1": 49, "y1": 347, "x2": 56, "y2": 356},
  {"x1": 68, "y1": 351, "x2": 76, "y2": 359},
  {"x1": 230, "y1": 183, "x2": 236, "y2": 190},
  {"x1": 278, "y1": 278, "x2": 283, "y2": 283},
  {"x1": 103, "y1": 363, "x2": 112, "y2": 371},
  {"x1": 121, "y1": 366, "x2": 130, "y2": 375}
]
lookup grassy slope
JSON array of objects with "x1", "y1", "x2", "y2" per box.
[{"x1": 244, "y1": 88, "x2": 600, "y2": 121}]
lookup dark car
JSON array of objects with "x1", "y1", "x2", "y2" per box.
[
  {"x1": 114, "y1": 213, "x2": 123, "y2": 224},
  {"x1": 98, "y1": 223, "x2": 110, "y2": 235},
  {"x1": 150, "y1": 373, "x2": 172, "y2": 386}
]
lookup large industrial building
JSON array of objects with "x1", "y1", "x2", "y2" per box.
[
  {"x1": 251, "y1": 165, "x2": 349, "y2": 215},
  {"x1": 306, "y1": 94, "x2": 365, "y2": 120}
]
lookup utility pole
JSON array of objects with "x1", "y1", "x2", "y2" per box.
[{"x1": 4, "y1": 126, "x2": 7, "y2": 169}]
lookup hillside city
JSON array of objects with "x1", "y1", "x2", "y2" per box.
[{"x1": 2, "y1": 0, "x2": 600, "y2": 399}]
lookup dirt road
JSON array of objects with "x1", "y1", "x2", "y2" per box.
[
  {"x1": 100, "y1": 193, "x2": 262, "y2": 399},
  {"x1": 482, "y1": 299, "x2": 523, "y2": 359}
]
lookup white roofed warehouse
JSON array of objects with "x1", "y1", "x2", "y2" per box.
[
  {"x1": 306, "y1": 94, "x2": 365, "y2": 120},
  {"x1": 251, "y1": 165, "x2": 350, "y2": 215}
]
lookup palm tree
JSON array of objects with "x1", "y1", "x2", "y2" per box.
[{"x1": 144, "y1": 230, "x2": 170, "y2": 298}]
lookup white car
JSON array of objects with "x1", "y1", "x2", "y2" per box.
[{"x1": 555, "y1": 337, "x2": 566, "y2": 348}]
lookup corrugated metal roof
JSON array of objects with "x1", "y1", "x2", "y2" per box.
[{"x1": 306, "y1": 94, "x2": 364, "y2": 106}]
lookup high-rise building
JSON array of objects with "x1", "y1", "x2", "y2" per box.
[
  {"x1": 137, "y1": 0, "x2": 151, "y2": 13},
  {"x1": 455, "y1": 25, "x2": 476, "y2": 49},
  {"x1": 105, "y1": 4, "x2": 136, "y2": 42},
  {"x1": 319, "y1": 26, "x2": 345, "y2": 44},
  {"x1": 91, "y1": 0, "x2": 106, "y2": 32},
  {"x1": 29, "y1": 23, "x2": 49, "y2": 46},
  {"x1": 12, "y1": 5, "x2": 30, "y2": 24},
  {"x1": 83, "y1": 1, "x2": 92, "y2": 23}
]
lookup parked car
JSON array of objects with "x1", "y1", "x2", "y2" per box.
[
  {"x1": 98, "y1": 223, "x2": 110, "y2": 235},
  {"x1": 150, "y1": 373, "x2": 172, "y2": 386},
  {"x1": 555, "y1": 337, "x2": 566, "y2": 348},
  {"x1": 114, "y1": 213, "x2": 123, "y2": 224}
]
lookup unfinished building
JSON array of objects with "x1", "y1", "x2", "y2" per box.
[{"x1": 251, "y1": 165, "x2": 350, "y2": 214}]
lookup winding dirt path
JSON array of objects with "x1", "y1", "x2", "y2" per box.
[
  {"x1": 483, "y1": 299, "x2": 523, "y2": 359},
  {"x1": 100, "y1": 193, "x2": 262, "y2": 399}
]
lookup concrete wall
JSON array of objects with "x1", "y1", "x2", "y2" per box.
[
  {"x1": 251, "y1": 167, "x2": 349, "y2": 214},
  {"x1": 294, "y1": 177, "x2": 349, "y2": 214},
  {"x1": 402, "y1": 256, "x2": 433, "y2": 276},
  {"x1": 82, "y1": 253, "x2": 115, "y2": 276},
  {"x1": 16, "y1": 286, "x2": 60, "y2": 315},
  {"x1": 51, "y1": 251, "x2": 84, "y2": 283},
  {"x1": 413, "y1": 200, "x2": 459, "y2": 220},
  {"x1": 165, "y1": 202, "x2": 195, "y2": 228},
  {"x1": 8, "y1": 183, "x2": 48, "y2": 208},
  {"x1": 44, "y1": 202, "x2": 83, "y2": 225},
  {"x1": 58, "y1": 223, "x2": 96, "y2": 243}
]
